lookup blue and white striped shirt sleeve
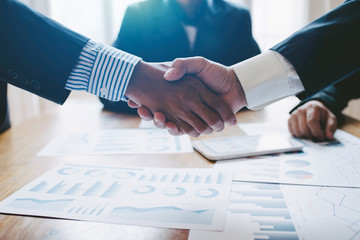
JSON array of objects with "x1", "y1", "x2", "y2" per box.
[{"x1": 65, "y1": 40, "x2": 141, "y2": 101}]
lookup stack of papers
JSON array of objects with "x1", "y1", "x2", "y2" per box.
[
  {"x1": 1, "y1": 125, "x2": 360, "y2": 239},
  {"x1": 190, "y1": 125, "x2": 360, "y2": 240}
]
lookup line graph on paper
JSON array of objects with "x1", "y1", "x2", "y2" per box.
[{"x1": 282, "y1": 185, "x2": 360, "y2": 240}]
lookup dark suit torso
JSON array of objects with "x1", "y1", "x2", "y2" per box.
[
  {"x1": 0, "y1": 0, "x2": 89, "y2": 133},
  {"x1": 272, "y1": 0, "x2": 360, "y2": 99},
  {"x1": 101, "y1": 0, "x2": 261, "y2": 113}
]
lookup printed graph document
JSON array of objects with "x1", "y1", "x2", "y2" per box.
[
  {"x1": 38, "y1": 129, "x2": 193, "y2": 156},
  {"x1": 189, "y1": 182, "x2": 360, "y2": 240},
  {"x1": 216, "y1": 130, "x2": 360, "y2": 188},
  {"x1": 0, "y1": 163, "x2": 232, "y2": 230}
]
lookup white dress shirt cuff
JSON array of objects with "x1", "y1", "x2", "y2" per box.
[
  {"x1": 65, "y1": 40, "x2": 141, "y2": 102},
  {"x1": 231, "y1": 50, "x2": 304, "y2": 110}
]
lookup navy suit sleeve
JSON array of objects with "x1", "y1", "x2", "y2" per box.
[
  {"x1": 291, "y1": 71, "x2": 360, "y2": 117},
  {"x1": 0, "y1": 0, "x2": 89, "y2": 104},
  {"x1": 271, "y1": 0, "x2": 360, "y2": 99}
]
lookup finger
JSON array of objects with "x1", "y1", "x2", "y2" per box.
[
  {"x1": 296, "y1": 110, "x2": 311, "y2": 138},
  {"x1": 152, "y1": 112, "x2": 184, "y2": 135},
  {"x1": 178, "y1": 111, "x2": 212, "y2": 135},
  {"x1": 128, "y1": 100, "x2": 140, "y2": 108},
  {"x1": 325, "y1": 113, "x2": 337, "y2": 140},
  {"x1": 177, "y1": 119, "x2": 200, "y2": 137},
  {"x1": 289, "y1": 114, "x2": 302, "y2": 138},
  {"x1": 137, "y1": 107, "x2": 153, "y2": 121},
  {"x1": 165, "y1": 122, "x2": 183, "y2": 136},
  {"x1": 187, "y1": 99, "x2": 224, "y2": 132},
  {"x1": 199, "y1": 91, "x2": 237, "y2": 126},
  {"x1": 153, "y1": 112, "x2": 166, "y2": 129},
  {"x1": 164, "y1": 57, "x2": 206, "y2": 81},
  {"x1": 306, "y1": 108, "x2": 325, "y2": 141}
]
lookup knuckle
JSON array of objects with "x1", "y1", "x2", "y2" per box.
[
  {"x1": 297, "y1": 108, "x2": 306, "y2": 115},
  {"x1": 172, "y1": 58, "x2": 184, "y2": 66},
  {"x1": 307, "y1": 112, "x2": 318, "y2": 123}
]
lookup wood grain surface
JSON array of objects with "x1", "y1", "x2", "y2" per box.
[{"x1": 0, "y1": 96, "x2": 358, "y2": 240}]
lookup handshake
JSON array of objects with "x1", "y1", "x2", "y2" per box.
[{"x1": 125, "y1": 57, "x2": 247, "y2": 137}]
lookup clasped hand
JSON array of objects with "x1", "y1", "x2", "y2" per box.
[{"x1": 126, "y1": 57, "x2": 247, "y2": 136}]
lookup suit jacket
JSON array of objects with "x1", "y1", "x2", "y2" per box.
[
  {"x1": 291, "y1": 71, "x2": 360, "y2": 117},
  {"x1": 271, "y1": 0, "x2": 360, "y2": 100},
  {"x1": 0, "y1": 0, "x2": 89, "y2": 133},
  {"x1": 100, "y1": 0, "x2": 261, "y2": 113}
]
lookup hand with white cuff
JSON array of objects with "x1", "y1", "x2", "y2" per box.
[
  {"x1": 125, "y1": 60, "x2": 237, "y2": 137},
  {"x1": 128, "y1": 57, "x2": 247, "y2": 135}
]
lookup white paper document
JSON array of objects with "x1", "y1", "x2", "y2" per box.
[
  {"x1": 189, "y1": 182, "x2": 360, "y2": 240},
  {"x1": 0, "y1": 163, "x2": 233, "y2": 230},
  {"x1": 215, "y1": 130, "x2": 360, "y2": 187},
  {"x1": 38, "y1": 129, "x2": 193, "y2": 156}
]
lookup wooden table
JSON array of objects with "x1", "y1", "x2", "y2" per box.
[{"x1": 0, "y1": 97, "x2": 359, "y2": 240}]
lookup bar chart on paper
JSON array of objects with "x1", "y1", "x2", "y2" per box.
[
  {"x1": 0, "y1": 164, "x2": 232, "y2": 230},
  {"x1": 37, "y1": 129, "x2": 193, "y2": 156},
  {"x1": 190, "y1": 182, "x2": 360, "y2": 240},
  {"x1": 189, "y1": 182, "x2": 299, "y2": 240}
]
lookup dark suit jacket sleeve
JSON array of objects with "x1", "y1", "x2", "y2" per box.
[
  {"x1": 290, "y1": 71, "x2": 360, "y2": 116},
  {"x1": 0, "y1": 0, "x2": 89, "y2": 104},
  {"x1": 271, "y1": 0, "x2": 360, "y2": 100}
]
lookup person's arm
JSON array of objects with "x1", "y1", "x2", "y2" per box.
[
  {"x1": 0, "y1": 0, "x2": 236, "y2": 137},
  {"x1": 287, "y1": 72, "x2": 360, "y2": 141},
  {"x1": 99, "y1": 4, "x2": 141, "y2": 114},
  {"x1": 290, "y1": 71, "x2": 360, "y2": 117},
  {"x1": 272, "y1": 0, "x2": 360, "y2": 99},
  {"x1": 133, "y1": 0, "x2": 360, "y2": 133},
  {"x1": 0, "y1": 0, "x2": 89, "y2": 104},
  {"x1": 129, "y1": 51, "x2": 303, "y2": 133},
  {"x1": 229, "y1": 0, "x2": 360, "y2": 108}
]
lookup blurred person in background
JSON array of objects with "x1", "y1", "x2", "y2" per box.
[{"x1": 100, "y1": 0, "x2": 260, "y2": 114}]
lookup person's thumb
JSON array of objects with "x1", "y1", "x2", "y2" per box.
[
  {"x1": 164, "y1": 60, "x2": 187, "y2": 81},
  {"x1": 164, "y1": 57, "x2": 206, "y2": 81}
]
